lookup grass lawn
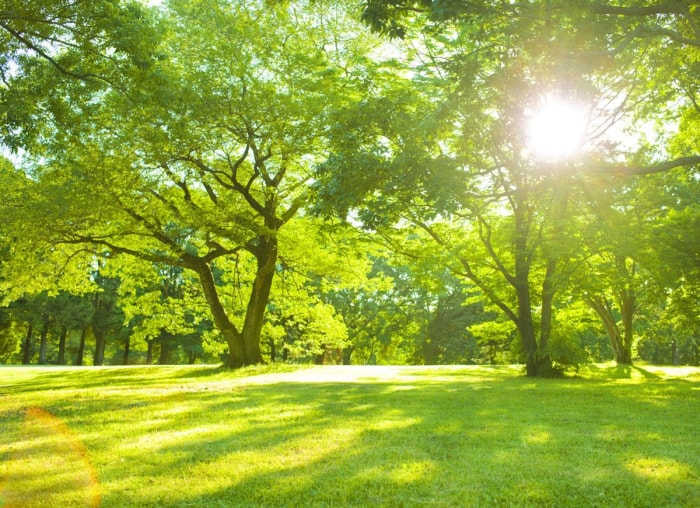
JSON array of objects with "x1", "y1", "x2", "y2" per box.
[{"x1": 0, "y1": 363, "x2": 699, "y2": 507}]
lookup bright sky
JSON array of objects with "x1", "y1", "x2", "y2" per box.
[{"x1": 525, "y1": 95, "x2": 589, "y2": 162}]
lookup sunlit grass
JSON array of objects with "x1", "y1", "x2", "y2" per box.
[{"x1": 1, "y1": 364, "x2": 699, "y2": 507}]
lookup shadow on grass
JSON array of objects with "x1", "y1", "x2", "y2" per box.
[
  {"x1": 582, "y1": 363, "x2": 670, "y2": 381},
  {"x1": 3, "y1": 367, "x2": 699, "y2": 507},
  {"x1": 0, "y1": 365, "x2": 226, "y2": 394},
  {"x1": 82, "y1": 376, "x2": 700, "y2": 507}
]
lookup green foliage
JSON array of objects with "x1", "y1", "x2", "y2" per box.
[
  {"x1": 1, "y1": 0, "x2": 699, "y2": 372},
  {"x1": 0, "y1": 307, "x2": 20, "y2": 360}
]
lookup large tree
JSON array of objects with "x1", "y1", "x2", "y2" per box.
[
  {"x1": 1, "y1": 0, "x2": 375, "y2": 367},
  {"x1": 313, "y1": 0, "x2": 700, "y2": 376}
]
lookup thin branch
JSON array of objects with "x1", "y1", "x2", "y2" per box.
[
  {"x1": 476, "y1": 216, "x2": 516, "y2": 285},
  {"x1": 160, "y1": 162, "x2": 193, "y2": 203},
  {"x1": 0, "y1": 21, "x2": 125, "y2": 93}
]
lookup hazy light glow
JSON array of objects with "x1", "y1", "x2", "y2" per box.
[{"x1": 526, "y1": 95, "x2": 589, "y2": 162}]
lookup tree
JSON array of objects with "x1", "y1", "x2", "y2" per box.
[
  {"x1": 316, "y1": 7, "x2": 613, "y2": 375},
  {"x1": 357, "y1": 1, "x2": 700, "y2": 170},
  {"x1": 0, "y1": 0, "x2": 162, "y2": 93},
  {"x1": 313, "y1": 0, "x2": 700, "y2": 376},
  {"x1": 2, "y1": 1, "x2": 378, "y2": 368},
  {"x1": 113, "y1": 256, "x2": 220, "y2": 365}
]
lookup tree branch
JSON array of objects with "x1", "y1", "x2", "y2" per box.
[
  {"x1": 591, "y1": 3, "x2": 686, "y2": 16},
  {"x1": 591, "y1": 155, "x2": 700, "y2": 175}
]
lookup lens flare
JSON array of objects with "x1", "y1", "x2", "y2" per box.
[{"x1": 526, "y1": 95, "x2": 588, "y2": 162}]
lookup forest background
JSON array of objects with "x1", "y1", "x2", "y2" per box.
[{"x1": 0, "y1": 0, "x2": 698, "y2": 376}]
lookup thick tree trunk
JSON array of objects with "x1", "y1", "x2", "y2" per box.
[
  {"x1": 21, "y1": 323, "x2": 33, "y2": 365},
  {"x1": 239, "y1": 236, "x2": 277, "y2": 366},
  {"x1": 158, "y1": 331, "x2": 170, "y2": 365},
  {"x1": 516, "y1": 279, "x2": 553, "y2": 376},
  {"x1": 193, "y1": 260, "x2": 247, "y2": 368},
  {"x1": 57, "y1": 326, "x2": 68, "y2": 365},
  {"x1": 190, "y1": 234, "x2": 276, "y2": 369},
  {"x1": 514, "y1": 224, "x2": 551, "y2": 375},
  {"x1": 76, "y1": 327, "x2": 87, "y2": 366}
]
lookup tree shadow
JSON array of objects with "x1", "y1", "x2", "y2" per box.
[
  {"x1": 3, "y1": 367, "x2": 699, "y2": 507},
  {"x1": 631, "y1": 366, "x2": 663, "y2": 380},
  {"x1": 582, "y1": 363, "x2": 665, "y2": 381}
]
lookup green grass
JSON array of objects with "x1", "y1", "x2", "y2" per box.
[{"x1": 1, "y1": 363, "x2": 699, "y2": 507}]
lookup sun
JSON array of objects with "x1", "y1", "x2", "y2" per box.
[{"x1": 525, "y1": 95, "x2": 589, "y2": 162}]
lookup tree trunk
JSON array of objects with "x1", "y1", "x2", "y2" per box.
[
  {"x1": 587, "y1": 295, "x2": 629, "y2": 364},
  {"x1": 122, "y1": 334, "x2": 131, "y2": 365},
  {"x1": 342, "y1": 346, "x2": 354, "y2": 365},
  {"x1": 21, "y1": 323, "x2": 33, "y2": 365},
  {"x1": 515, "y1": 277, "x2": 551, "y2": 376},
  {"x1": 514, "y1": 249, "x2": 548, "y2": 375},
  {"x1": 513, "y1": 199, "x2": 551, "y2": 377},
  {"x1": 189, "y1": 234, "x2": 276, "y2": 369},
  {"x1": 38, "y1": 314, "x2": 50, "y2": 365},
  {"x1": 539, "y1": 269, "x2": 556, "y2": 353},
  {"x1": 239, "y1": 236, "x2": 277, "y2": 366},
  {"x1": 57, "y1": 326, "x2": 68, "y2": 365},
  {"x1": 671, "y1": 340, "x2": 679, "y2": 366},
  {"x1": 93, "y1": 331, "x2": 106, "y2": 366},
  {"x1": 193, "y1": 260, "x2": 247, "y2": 368},
  {"x1": 539, "y1": 178, "x2": 567, "y2": 363},
  {"x1": 269, "y1": 338, "x2": 276, "y2": 362},
  {"x1": 76, "y1": 327, "x2": 87, "y2": 366},
  {"x1": 158, "y1": 331, "x2": 170, "y2": 365},
  {"x1": 618, "y1": 288, "x2": 635, "y2": 365},
  {"x1": 146, "y1": 339, "x2": 154, "y2": 364}
]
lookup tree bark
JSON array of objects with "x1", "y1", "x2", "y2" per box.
[
  {"x1": 93, "y1": 331, "x2": 106, "y2": 366},
  {"x1": 146, "y1": 339, "x2": 154, "y2": 364},
  {"x1": 38, "y1": 314, "x2": 49, "y2": 365},
  {"x1": 239, "y1": 236, "x2": 277, "y2": 366},
  {"x1": 587, "y1": 295, "x2": 629, "y2": 364},
  {"x1": 513, "y1": 201, "x2": 551, "y2": 377},
  {"x1": 342, "y1": 346, "x2": 354, "y2": 365},
  {"x1": 76, "y1": 327, "x2": 87, "y2": 366},
  {"x1": 191, "y1": 259, "x2": 247, "y2": 368},
  {"x1": 618, "y1": 288, "x2": 635, "y2": 365},
  {"x1": 158, "y1": 331, "x2": 170, "y2": 365},
  {"x1": 122, "y1": 334, "x2": 131, "y2": 365},
  {"x1": 189, "y1": 233, "x2": 276, "y2": 369},
  {"x1": 539, "y1": 259, "x2": 558, "y2": 354},
  {"x1": 21, "y1": 323, "x2": 33, "y2": 365},
  {"x1": 269, "y1": 338, "x2": 277, "y2": 362},
  {"x1": 57, "y1": 326, "x2": 68, "y2": 365}
]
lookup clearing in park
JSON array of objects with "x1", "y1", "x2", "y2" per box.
[{"x1": 0, "y1": 364, "x2": 699, "y2": 507}]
